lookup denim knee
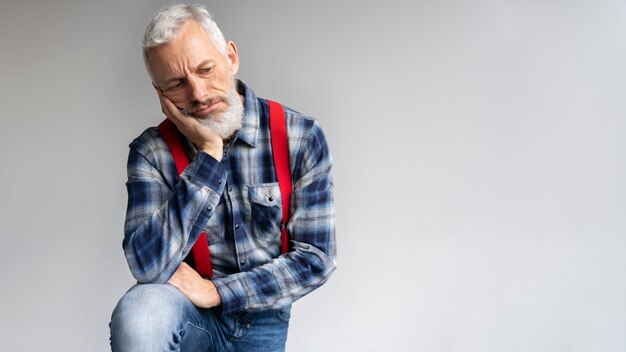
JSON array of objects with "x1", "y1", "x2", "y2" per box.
[{"x1": 109, "y1": 284, "x2": 195, "y2": 351}]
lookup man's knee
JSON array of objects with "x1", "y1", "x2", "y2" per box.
[{"x1": 109, "y1": 284, "x2": 190, "y2": 349}]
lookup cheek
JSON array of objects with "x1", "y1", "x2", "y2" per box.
[
  {"x1": 209, "y1": 68, "x2": 233, "y2": 91},
  {"x1": 163, "y1": 92, "x2": 190, "y2": 110}
]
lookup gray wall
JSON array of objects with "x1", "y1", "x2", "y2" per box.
[{"x1": 1, "y1": 0, "x2": 625, "y2": 351}]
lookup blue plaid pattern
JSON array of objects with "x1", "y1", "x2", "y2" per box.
[{"x1": 123, "y1": 81, "x2": 336, "y2": 314}]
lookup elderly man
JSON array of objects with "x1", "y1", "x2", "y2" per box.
[{"x1": 109, "y1": 4, "x2": 336, "y2": 351}]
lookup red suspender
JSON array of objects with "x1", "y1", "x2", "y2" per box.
[
  {"x1": 158, "y1": 119, "x2": 213, "y2": 278},
  {"x1": 267, "y1": 100, "x2": 292, "y2": 254},
  {"x1": 157, "y1": 99, "x2": 291, "y2": 277}
]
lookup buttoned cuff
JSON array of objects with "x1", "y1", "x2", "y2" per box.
[
  {"x1": 212, "y1": 276, "x2": 247, "y2": 314},
  {"x1": 182, "y1": 151, "x2": 227, "y2": 192}
]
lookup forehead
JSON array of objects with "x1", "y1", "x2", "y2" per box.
[{"x1": 147, "y1": 20, "x2": 222, "y2": 76}]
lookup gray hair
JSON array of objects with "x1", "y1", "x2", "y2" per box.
[{"x1": 142, "y1": 4, "x2": 227, "y2": 71}]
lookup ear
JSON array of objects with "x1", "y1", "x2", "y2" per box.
[{"x1": 226, "y1": 40, "x2": 240, "y2": 75}]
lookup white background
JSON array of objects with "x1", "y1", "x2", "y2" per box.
[{"x1": 1, "y1": 1, "x2": 625, "y2": 351}]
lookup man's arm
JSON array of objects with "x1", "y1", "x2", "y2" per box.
[
  {"x1": 211, "y1": 118, "x2": 337, "y2": 314},
  {"x1": 123, "y1": 140, "x2": 225, "y2": 284},
  {"x1": 123, "y1": 89, "x2": 226, "y2": 284},
  {"x1": 124, "y1": 103, "x2": 336, "y2": 311}
]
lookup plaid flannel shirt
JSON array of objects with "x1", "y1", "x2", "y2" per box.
[{"x1": 122, "y1": 80, "x2": 336, "y2": 314}]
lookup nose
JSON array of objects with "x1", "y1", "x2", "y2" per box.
[{"x1": 187, "y1": 76, "x2": 208, "y2": 103}]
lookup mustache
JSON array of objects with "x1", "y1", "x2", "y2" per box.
[{"x1": 183, "y1": 97, "x2": 227, "y2": 116}]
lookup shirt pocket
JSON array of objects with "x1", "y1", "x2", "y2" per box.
[{"x1": 247, "y1": 182, "x2": 283, "y2": 241}]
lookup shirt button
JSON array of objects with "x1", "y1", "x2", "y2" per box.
[
  {"x1": 235, "y1": 224, "x2": 240, "y2": 229},
  {"x1": 240, "y1": 258, "x2": 246, "y2": 265},
  {"x1": 208, "y1": 206, "x2": 213, "y2": 211},
  {"x1": 229, "y1": 187, "x2": 233, "y2": 192},
  {"x1": 218, "y1": 179, "x2": 222, "y2": 185}
]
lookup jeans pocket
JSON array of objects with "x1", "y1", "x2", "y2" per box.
[{"x1": 247, "y1": 183, "x2": 283, "y2": 241}]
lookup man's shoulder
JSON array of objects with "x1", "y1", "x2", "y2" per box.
[
  {"x1": 126, "y1": 125, "x2": 181, "y2": 184},
  {"x1": 281, "y1": 104, "x2": 314, "y2": 124},
  {"x1": 265, "y1": 101, "x2": 320, "y2": 142},
  {"x1": 264, "y1": 101, "x2": 332, "y2": 172},
  {"x1": 129, "y1": 126, "x2": 164, "y2": 151},
  {"x1": 128, "y1": 125, "x2": 172, "y2": 163}
]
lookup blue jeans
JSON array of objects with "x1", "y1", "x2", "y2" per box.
[{"x1": 109, "y1": 284, "x2": 290, "y2": 351}]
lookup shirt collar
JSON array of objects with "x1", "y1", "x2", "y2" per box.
[{"x1": 233, "y1": 79, "x2": 259, "y2": 147}]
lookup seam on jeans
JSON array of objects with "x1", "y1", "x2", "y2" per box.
[
  {"x1": 218, "y1": 339, "x2": 233, "y2": 352},
  {"x1": 180, "y1": 321, "x2": 213, "y2": 348},
  {"x1": 181, "y1": 321, "x2": 211, "y2": 335}
]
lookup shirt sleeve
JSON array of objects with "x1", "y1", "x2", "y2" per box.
[
  {"x1": 212, "y1": 120, "x2": 337, "y2": 314},
  {"x1": 123, "y1": 132, "x2": 227, "y2": 284}
]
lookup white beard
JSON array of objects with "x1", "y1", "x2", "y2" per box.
[{"x1": 185, "y1": 79, "x2": 244, "y2": 140}]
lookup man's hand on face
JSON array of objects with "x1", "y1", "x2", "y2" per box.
[
  {"x1": 167, "y1": 262, "x2": 222, "y2": 308},
  {"x1": 154, "y1": 84, "x2": 224, "y2": 161}
]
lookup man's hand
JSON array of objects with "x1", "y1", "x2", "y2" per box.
[
  {"x1": 167, "y1": 262, "x2": 222, "y2": 308},
  {"x1": 154, "y1": 84, "x2": 224, "y2": 161}
]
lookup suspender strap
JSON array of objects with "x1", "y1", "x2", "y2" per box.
[
  {"x1": 268, "y1": 100, "x2": 292, "y2": 254},
  {"x1": 158, "y1": 119, "x2": 214, "y2": 278}
]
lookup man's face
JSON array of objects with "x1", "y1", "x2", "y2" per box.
[{"x1": 147, "y1": 20, "x2": 240, "y2": 123}]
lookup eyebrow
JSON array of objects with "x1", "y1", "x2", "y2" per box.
[
  {"x1": 155, "y1": 74, "x2": 186, "y2": 89},
  {"x1": 196, "y1": 60, "x2": 215, "y2": 69},
  {"x1": 159, "y1": 60, "x2": 216, "y2": 86},
  {"x1": 162, "y1": 76, "x2": 185, "y2": 85}
]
